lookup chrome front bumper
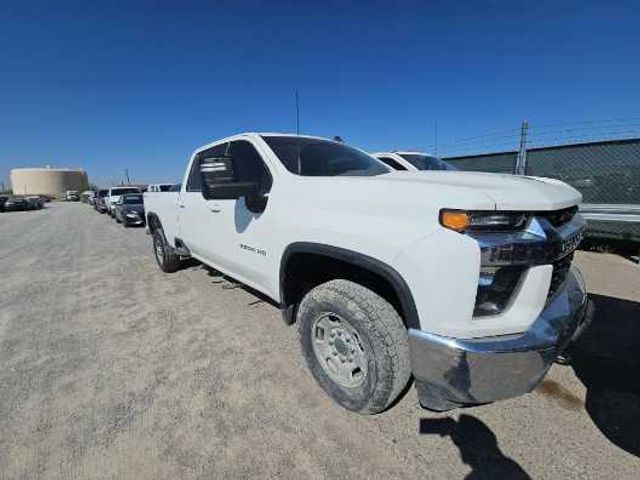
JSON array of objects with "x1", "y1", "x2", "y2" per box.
[{"x1": 409, "y1": 266, "x2": 592, "y2": 410}]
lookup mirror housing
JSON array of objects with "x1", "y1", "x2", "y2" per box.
[{"x1": 200, "y1": 157, "x2": 258, "y2": 201}]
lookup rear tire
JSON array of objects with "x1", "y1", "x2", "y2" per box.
[
  {"x1": 152, "y1": 229, "x2": 181, "y2": 273},
  {"x1": 297, "y1": 279, "x2": 411, "y2": 414}
]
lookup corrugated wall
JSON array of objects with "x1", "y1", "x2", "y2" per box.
[{"x1": 444, "y1": 138, "x2": 640, "y2": 241}]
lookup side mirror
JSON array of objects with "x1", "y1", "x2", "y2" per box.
[{"x1": 200, "y1": 157, "x2": 257, "y2": 201}]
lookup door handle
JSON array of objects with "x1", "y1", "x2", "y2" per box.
[
  {"x1": 178, "y1": 204, "x2": 185, "y2": 209},
  {"x1": 209, "y1": 205, "x2": 222, "y2": 213}
]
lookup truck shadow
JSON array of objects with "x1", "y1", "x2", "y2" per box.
[
  {"x1": 419, "y1": 415, "x2": 531, "y2": 479},
  {"x1": 569, "y1": 293, "x2": 640, "y2": 457}
]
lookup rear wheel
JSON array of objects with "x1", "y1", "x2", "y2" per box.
[
  {"x1": 297, "y1": 279, "x2": 411, "y2": 414},
  {"x1": 152, "y1": 228, "x2": 181, "y2": 273}
]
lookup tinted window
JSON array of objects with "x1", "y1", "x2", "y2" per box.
[
  {"x1": 98, "y1": 190, "x2": 109, "y2": 197},
  {"x1": 122, "y1": 194, "x2": 143, "y2": 204},
  {"x1": 111, "y1": 187, "x2": 140, "y2": 195},
  {"x1": 188, "y1": 143, "x2": 228, "y2": 192},
  {"x1": 159, "y1": 185, "x2": 172, "y2": 192},
  {"x1": 398, "y1": 154, "x2": 458, "y2": 171},
  {"x1": 378, "y1": 156, "x2": 407, "y2": 170},
  {"x1": 263, "y1": 136, "x2": 389, "y2": 177},
  {"x1": 227, "y1": 140, "x2": 272, "y2": 192}
]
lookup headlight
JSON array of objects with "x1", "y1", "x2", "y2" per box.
[
  {"x1": 125, "y1": 211, "x2": 139, "y2": 218},
  {"x1": 440, "y1": 209, "x2": 529, "y2": 232}
]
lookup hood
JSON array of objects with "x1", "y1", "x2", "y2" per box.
[{"x1": 376, "y1": 171, "x2": 582, "y2": 211}]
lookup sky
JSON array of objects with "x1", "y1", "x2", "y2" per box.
[{"x1": 1, "y1": 0, "x2": 639, "y2": 187}]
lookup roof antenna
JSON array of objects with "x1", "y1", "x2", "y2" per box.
[
  {"x1": 295, "y1": 89, "x2": 300, "y2": 136},
  {"x1": 295, "y1": 90, "x2": 302, "y2": 174}
]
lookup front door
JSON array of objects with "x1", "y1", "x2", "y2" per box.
[{"x1": 205, "y1": 139, "x2": 277, "y2": 296}]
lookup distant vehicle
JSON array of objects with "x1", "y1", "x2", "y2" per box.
[
  {"x1": 114, "y1": 193, "x2": 145, "y2": 227},
  {"x1": 147, "y1": 183, "x2": 173, "y2": 193},
  {"x1": 4, "y1": 196, "x2": 29, "y2": 211},
  {"x1": 65, "y1": 190, "x2": 80, "y2": 201},
  {"x1": 0, "y1": 195, "x2": 10, "y2": 212},
  {"x1": 105, "y1": 187, "x2": 141, "y2": 216},
  {"x1": 371, "y1": 151, "x2": 458, "y2": 171},
  {"x1": 25, "y1": 196, "x2": 44, "y2": 209},
  {"x1": 82, "y1": 190, "x2": 96, "y2": 204},
  {"x1": 94, "y1": 189, "x2": 109, "y2": 213}
]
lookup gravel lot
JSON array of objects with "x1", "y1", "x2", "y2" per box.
[{"x1": 1, "y1": 202, "x2": 638, "y2": 479}]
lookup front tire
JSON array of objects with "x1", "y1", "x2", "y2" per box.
[
  {"x1": 297, "y1": 279, "x2": 411, "y2": 414},
  {"x1": 152, "y1": 229, "x2": 181, "y2": 273}
]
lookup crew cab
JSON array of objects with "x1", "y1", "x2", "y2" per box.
[
  {"x1": 372, "y1": 151, "x2": 458, "y2": 171},
  {"x1": 144, "y1": 133, "x2": 591, "y2": 414}
]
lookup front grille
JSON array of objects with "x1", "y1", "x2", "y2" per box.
[
  {"x1": 540, "y1": 206, "x2": 578, "y2": 228},
  {"x1": 548, "y1": 252, "x2": 574, "y2": 298}
]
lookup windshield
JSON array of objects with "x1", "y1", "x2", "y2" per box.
[
  {"x1": 398, "y1": 154, "x2": 458, "y2": 171},
  {"x1": 122, "y1": 194, "x2": 142, "y2": 204},
  {"x1": 111, "y1": 188, "x2": 140, "y2": 195},
  {"x1": 98, "y1": 190, "x2": 109, "y2": 197},
  {"x1": 262, "y1": 136, "x2": 389, "y2": 177}
]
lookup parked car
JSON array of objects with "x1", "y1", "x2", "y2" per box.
[
  {"x1": 25, "y1": 196, "x2": 44, "y2": 209},
  {"x1": 94, "y1": 189, "x2": 109, "y2": 213},
  {"x1": 81, "y1": 190, "x2": 96, "y2": 204},
  {"x1": 4, "y1": 196, "x2": 29, "y2": 211},
  {"x1": 147, "y1": 183, "x2": 174, "y2": 193},
  {"x1": 144, "y1": 132, "x2": 591, "y2": 414},
  {"x1": 65, "y1": 190, "x2": 80, "y2": 201},
  {"x1": 371, "y1": 151, "x2": 458, "y2": 171},
  {"x1": 114, "y1": 193, "x2": 145, "y2": 227},
  {"x1": 105, "y1": 187, "x2": 141, "y2": 217},
  {"x1": 0, "y1": 195, "x2": 10, "y2": 212}
]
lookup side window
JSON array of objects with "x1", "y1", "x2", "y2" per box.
[
  {"x1": 378, "y1": 156, "x2": 407, "y2": 171},
  {"x1": 187, "y1": 143, "x2": 228, "y2": 192},
  {"x1": 228, "y1": 140, "x2": 273, "y2": 193}
]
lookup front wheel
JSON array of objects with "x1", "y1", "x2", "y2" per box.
[
  {"x1": 297, "y1": 279, "x2": 411, "y2": 414},
  {"x1": 152, "y1": 229, "x2": 181, "y2": 273}
]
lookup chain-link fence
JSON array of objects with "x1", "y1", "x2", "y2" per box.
[{"x1": 444, "y1": 138, "x2": 640, "y2": 242}]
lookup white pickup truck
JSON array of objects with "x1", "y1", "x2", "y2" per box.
[{"x1": 144, "y1": 132, "x2": 591, "y2": 414}]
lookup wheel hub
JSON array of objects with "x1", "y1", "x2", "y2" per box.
[{"x1": 311, "y1": 313, "x2": 368, "y2": 388}]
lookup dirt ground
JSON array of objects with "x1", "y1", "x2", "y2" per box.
[{"x1": 1, "y1": 202, "x2": 638, "y2": 479}]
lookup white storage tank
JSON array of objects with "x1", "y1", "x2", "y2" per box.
[{"x1": 10, "y1": 167, "x2": 89, "y2": 198}]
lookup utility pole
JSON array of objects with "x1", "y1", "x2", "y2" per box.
[{"x1": 515, "y1": 120, "x2": 529, "y2": 175}]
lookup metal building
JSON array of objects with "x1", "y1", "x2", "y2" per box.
[{"x1": 10, "y1": 167, "x2": 89, "y2": 198}]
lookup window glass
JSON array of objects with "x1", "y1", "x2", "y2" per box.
[
  {"x1": 111, "y1": 187, "x2": 140, "y2": 195},
  {"x1": 262, "y1": 136, "x2": 389, "y2": 176},
  {"x1": 378, "y1": 157, "x2": 407, "y2": 170},
  {"x1": 123, "y1": 194, "x2": 142, "y2": 204},
  {"x1": 398, "y1": 153, "x2": 458, "y2": 171},
  {"x1": 227, "y1": 140, "x2": 273, "y2": 192},
  {"x1": 159, "y1": 184, "x2": 172, "y2": 192},
  {"x1": 188, "y1": 143, "x2": 228, "y2": 191}
]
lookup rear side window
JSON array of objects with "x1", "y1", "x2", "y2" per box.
[
  {"x1": 187, "y1": 143, "x2": 228, "y2": 192},
  {"x1": 377, "y1": 157, "x2": 407, "y2": 170}
]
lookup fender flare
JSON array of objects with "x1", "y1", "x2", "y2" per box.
[{"x1": 279, "y1": 242, "x2": 420, "y2": 330}]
